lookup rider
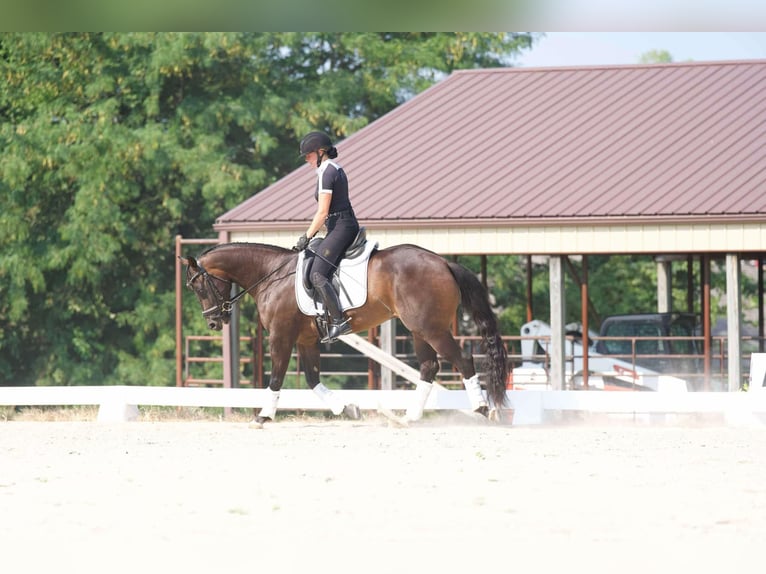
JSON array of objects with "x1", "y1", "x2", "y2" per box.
[{"x1": 293, "y1": 130, "x2": 360, "y2": 343}]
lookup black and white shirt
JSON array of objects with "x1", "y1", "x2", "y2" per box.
[{"x1": 314, "y1": 160, "x2": 351, "y2": 213}]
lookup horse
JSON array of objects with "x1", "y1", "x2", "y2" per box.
[{"x1": 180, "y1": 241, "x2": 508, "y2": 426}]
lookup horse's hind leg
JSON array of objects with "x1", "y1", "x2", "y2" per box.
[
  {"x1": 422, "y1": 330, "x2": 488, "y2": 416},
  {"x1": 404, "y1": 335, "x2": 441, "y2": 422}
]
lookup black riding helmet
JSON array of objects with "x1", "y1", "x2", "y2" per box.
[
  {"x1": 299, "y1": 131, "x2": 332, "y2": 156},
  {"x1": 299, "y1": 131, "x2": 337, "y2": 167}
]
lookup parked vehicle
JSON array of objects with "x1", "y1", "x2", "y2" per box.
[
  {"x1": 595, "y1": 313, "x2": 701, "y2": 374},
  {"x1": 511, "y1": 313, "x2": 700, "y2": 392}
]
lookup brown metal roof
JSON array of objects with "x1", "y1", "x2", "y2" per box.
[{"x1": 215, "y1": 60, "x2": 766, "y2": 232}]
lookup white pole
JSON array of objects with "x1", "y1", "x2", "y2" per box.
[
  {"x1": 549, "y1": 256, "x2": 566, "y2": 391},
  {"x1": 726, "y1": 254, "x2": 742, "y2": 391}
]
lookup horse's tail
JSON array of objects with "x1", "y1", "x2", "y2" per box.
[{"x1": 447, "y1": 262, "x2": 508, "y2": 407}]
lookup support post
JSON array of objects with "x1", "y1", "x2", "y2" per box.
[
  {"x1": 218, "y1": 231, "x2": 234, "y2": 417},
  {"x1": 726, "y1": 254, "x2": 742, "y2": 391},
  {"x1": 379, "y1": 319, "x2": 396, "y2": 390},
  {"x1": 526, "y1": 255, "x2": 534, "y2": 322},
  {"x1": 228, "y1": 283, "x2": 240, "y2": 389},
  {"x1": 702, "y1": 255, "x2": 712, "y2": 390},
  {"x1": 657, "y1": 260, "x2": 672, "y2": 313},
  {"x1": 581, "y1": 255, "x2": 589, "y2": 389},
  {"x1": 367, "y1": 326, "x2": 378, "y2": 390},
  {"x1": 175, "y1": 235, "x2": 184, "y2": 387},
  {"x1": 759, "y1": 254, "x2": 764, "y2": 353},
  {"x1": 549, "y1": 256, "x2": 566, "y2": 391},
  {"x1": 686, "y1": 256, "x2": 695, "y2": 313}
]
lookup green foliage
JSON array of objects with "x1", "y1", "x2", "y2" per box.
[
  {"x1": 579, "y1": 256, "x2": 659, "y2": 322},
  {"x1": 0, "y1": 32, "x2": 538, "y2": 386},
  {"x1": 639, "y1": 49, "x2": 674, "y2": 64}
]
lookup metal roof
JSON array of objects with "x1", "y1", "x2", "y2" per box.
[{"x1": 216, "y1": 60, "x2": 766, "y2": 233}]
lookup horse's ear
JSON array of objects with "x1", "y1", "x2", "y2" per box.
[{"x1": 179, "y1": 255, "x2": 197, "y2": 268}]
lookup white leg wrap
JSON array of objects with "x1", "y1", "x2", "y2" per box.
[
  {"x1": 463, "y1": 374, "x2": 487, "y2": 411},
  {"x1": 405, "y1": 381, "x2": 433, "y2": 422},
  {"x1": 313, "y1": 383, "x2": 345, "y2": 416},
  {"x1": 258, "y1": 389, "x2": 280, "y2": 419}
]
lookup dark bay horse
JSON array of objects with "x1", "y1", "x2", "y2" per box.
[{"x1": 181, "y1": 242, "x2": 507, "y2": 425}]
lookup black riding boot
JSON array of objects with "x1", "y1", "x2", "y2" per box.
[{"x1": 313, "y1": 277, "x2": 352, "y2": 343}]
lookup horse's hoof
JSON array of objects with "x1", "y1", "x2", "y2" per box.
[
  {"x1": 377, "y1": 408, "x2": 409, "y2": 427},
  {"x1": 343, "y1": 404, "x2": 361, "y2": 420},
  {"x1": 474, "y1": 405, "x2": 489, "y2": 418},
  {"x1": 389, "y1": 417, "x2": 409, "y2": 428},
  {"x1": 248, "y1": 415, "x2": 271, "y2": 429},
  {"x1": 488, "y1": 408, "x2": 501, "y2": 423}
]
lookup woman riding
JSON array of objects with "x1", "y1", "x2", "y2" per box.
[{"x1": 293, "y1": 131, "x2": 360, "y2": 343}]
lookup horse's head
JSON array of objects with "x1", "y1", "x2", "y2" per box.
[{"x1": 180, "y1": 255, "x2": 233, "y2": 331}]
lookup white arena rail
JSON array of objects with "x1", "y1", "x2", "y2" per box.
[
  {"x1": 2, "y1": 353, "x2": 764, "y2": 425},
  {"x1": 1, "y1": 385, "x2": 766, "y2": 425},
  {"x1": 0, "y1": 385, "x2": 472, "y2": 422}
]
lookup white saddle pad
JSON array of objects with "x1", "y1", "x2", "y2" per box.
[{"x1": 295, "y1": 241, "x2": 378, "y2": 316}]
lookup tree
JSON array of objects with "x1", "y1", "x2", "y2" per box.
[
  {"x1": 0, "y1": 32, "x2": 539, "y2": 386},
  {"x1": 639, "y1": 49, "x2": 673, "y2": 64}
]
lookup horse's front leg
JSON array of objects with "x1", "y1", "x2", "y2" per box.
[
  {"x1": 299, "y1": 342, "x2": 361, "y2": 420},
  {"x1": 251, "y1": 333, "x2": 295, "y2": 428}
]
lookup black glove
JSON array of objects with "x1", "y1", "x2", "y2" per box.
[{"x1": 293, "y1": 233, "x2": 309, "y2": 252}]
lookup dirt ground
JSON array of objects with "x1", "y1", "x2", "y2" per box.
[{"x1": 2, "y1": 413, "x2": 765, "y2": 574}]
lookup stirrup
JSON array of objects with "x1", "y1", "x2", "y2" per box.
[{"x1": 321, "y1": 319, "x2": 352, "y2": 343}]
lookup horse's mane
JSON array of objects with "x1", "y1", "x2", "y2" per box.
[{"x1": 198, "y1": 242, "x2": 292, "y2": 257}]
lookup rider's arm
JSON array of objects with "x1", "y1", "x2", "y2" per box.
[{"x1": 306, "y1": 191, "x2": 331, "y2": 239}]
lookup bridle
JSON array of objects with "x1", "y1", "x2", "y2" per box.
[
  {"x1": 186, "y1": 264, "x2": 234, "y2": 324},
  {"x1": 186, "y1": 257, "x2": 295, "y2": 324}
]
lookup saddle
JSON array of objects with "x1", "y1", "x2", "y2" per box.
[{"x1": 295, "y1": 227, "x2": 378, "y2": 316}]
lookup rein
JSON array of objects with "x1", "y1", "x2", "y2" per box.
[
  {"x1": 189, "y1": 257, "x2": 295, "y2": 317},
  {"x1": 229, "y1": 257, "x2": 295, "y2": 306}
]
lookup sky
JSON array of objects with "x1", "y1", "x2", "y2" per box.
[{"x1": 514, "y1": 32, "x2": 766, "y2": 68}]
